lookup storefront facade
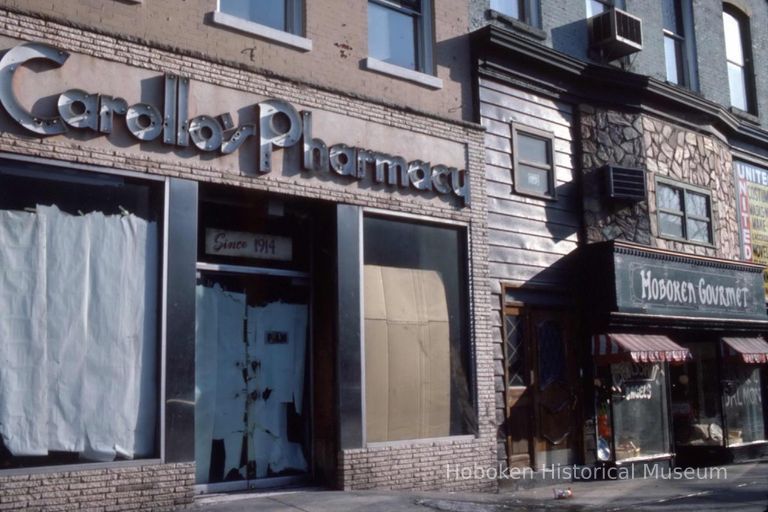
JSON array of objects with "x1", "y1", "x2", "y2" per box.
[
  {"x1": 582, "y1": 241, "x2": 768, "y2": 468},
  {"x1": 471, "y1": 19, "x2": 768, "y2": 475},
  {"x1": 0, "y1": 4, "x2": 494, "y2": 509}
]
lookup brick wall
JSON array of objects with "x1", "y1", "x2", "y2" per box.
[
  {"x1": 0, "y1": 0, "x2": 474, "y2": 122},
  {"x1": 0, "y1": 5, "x2": 495, "y2": 499},
  {"x1": 0, "y1": 463, "x2": 194, "y2": 512}
]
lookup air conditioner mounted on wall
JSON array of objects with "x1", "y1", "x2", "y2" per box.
[{"x1": 588, "y1": 8, "x2": 643, "y2": 61}]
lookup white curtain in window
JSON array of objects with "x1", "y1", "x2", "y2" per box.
[
  {"x1": 0, "y1": 205, "x2": 158, "y2": 460},
  {"x1": 247, "y1": 302, "x2": 308, "y2": 477},
  {"x1": 0, "y1": 210, "x2": 48, "y2": 456},
  {"x1": 211, "y1": 287, "x2": 248, "y2": 480}
]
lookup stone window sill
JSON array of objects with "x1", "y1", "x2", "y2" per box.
[
  {"x1": 363, "y1": 57, "x2": 443, "y2": 89},
  {"x1": 210, "y1": 11, "x2": 312, "y2": 52}
]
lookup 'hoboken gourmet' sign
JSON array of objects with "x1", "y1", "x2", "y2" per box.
[
  {"x1": 0, "y1": 43, "x2": 469, "y2": 204},
  {"x1": 613, "y1": 248, "x2": 766, "y2": 320}
]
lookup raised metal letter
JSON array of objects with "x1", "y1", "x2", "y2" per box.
[
  {"x1": 374, "y1": 153, "x2": 407, "y2": 186},
  {"x1": 430, "y1": 164, "x2": 453, "y2": 194},
  {"x1": 58, "y1": 89, "x2": 98, "y2": 130},
  {"x1": 163, "y1": 74, "x2": 178, "y2": 144},
  {"x1": 98, "y1": 95, "x2": 128, "y2": 133},
  {"x1": 0, "y1": 42, "x2": 69, "y2": 135},
  {"x1": 301, "y1": 111, "x2": 328, "y2": 172},
  {"x1": 188, "y1": 115, "x2": 223, "y2": 151},
  {"x1": 407, "y1": 160, "x2": 432, "y2": 191},
  {"x1": 126, "y1": 103, "x2": 163, "y2": 141},
  {"x1": 221, "y1": 124, "x2": 256, "y2": 154},
  {"x1": 176, "y1": 76, "x2": 190, "y2": 146},
  {"x1": 258, "y1": 99, "x2": 302, "y2": 173},
  {"x1": 451, "y1": 168, "x2": 471, "y2": 205},
  {"x1": 356, "y1": 149, "x2": 376, "y2": 179},
  {"x1": 330, "y1": 144, "x2": 356, "y2": 177}
]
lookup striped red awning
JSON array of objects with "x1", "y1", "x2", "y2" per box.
[
  {"x1": 593, "y1": 333, "x2": 692, "y2": 364},
  {"x1": 721, "y1": 337, "x2": 768, "y2": 364}
]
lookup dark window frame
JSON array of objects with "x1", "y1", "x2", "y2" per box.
[
  {"x1": 0, "y1": 159, "x2": 165, "y2": 472},
  {"x1": 511, "y1": 124, "x2": 557, "y2": 201},
  {"x1": 503, "y1": 306, "x2": 528, "y2": 388},
  {"x1": 656, "y1": 177, "x2": 715, "y2": 246},
  {"x1": 662, "y1": 0, "x2": 692, "y2": 88},
  {"x1": 219, "y1": 0, "x2": 305, "y2": 36},
  {"x1": 361, "y1": 212, "x2": 476, "y2": 443},
  {"x1": 722, "y1": 4, "x2": 757, "y2": 114},
  {"x1": 368, "y1": 0, "x2": 435, "y2": 74}
]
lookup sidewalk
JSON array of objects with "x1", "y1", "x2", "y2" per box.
[{"x1": 191, "y1": 460, "x2": 768, "y2": 511}]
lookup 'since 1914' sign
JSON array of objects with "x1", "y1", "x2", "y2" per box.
[
  {"x1": 0, "y1": 43, "x2": 470, "y2": 205},
  {"x1": 614, "y1": 251, "x2": 766, "y2": 320}
]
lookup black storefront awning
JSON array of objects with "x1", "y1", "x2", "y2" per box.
[
  {"x1": 721, "y1": 337, "x2": 768, "y2": 364},
  {"x1": 593, "y1": 333, "x2": 692, "y2": 364}
]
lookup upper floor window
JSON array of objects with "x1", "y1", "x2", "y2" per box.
[
  {"x1": 212, "y1": 0, "x2": 311, "y2": 52},
  {"x1": 662, "y1": 0, "x2": 685, "y2": 85},
  {"x1": 656, "y1": 179, "x2": 713, "y2": 244},
  {"x1": 220, "y1": 0, "x2": 303, "y2": 35},
  {"x1": 723, "y1": 5, "x2": 756, "y2": 113},
  {"x1": 490, "y1": 0, "x2": 541, "y2": 27},
  {"x1": 586, "y1": 0, "x2": 624, "y2": 17},
  {"x1": 512, "y1": 125, "x2": 556, "y2": 200},
  {"x1": 368, "y1": 0, "x2": 433, "y2": 73}
]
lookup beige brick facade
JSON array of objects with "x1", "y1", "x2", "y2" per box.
[
  {"x1": 0, "y1": 463, "x2": 194, "y2": 511},
  {"x1": 0, "y1": 4, "x2": 495, "y2": 508}
]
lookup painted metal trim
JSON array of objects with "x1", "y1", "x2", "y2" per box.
[{"x1": 196, "y1": 261, "x2": 309, "y2": 278}]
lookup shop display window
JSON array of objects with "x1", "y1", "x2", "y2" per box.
[
  {"x1": 722, "y1": 365, "x2": 765, "y2": 446},
  {"x1": 670, "y1": 342, "x2": 724, "y2": 446},
  {"x1": 363, "y1": 215, "x2": 474, "y2": 442},
  {"x1": 595, "y1": 362, "x2": 671, "y2": 462},
  {"x1": 0, "y1": 162, "x2": 162, "y2": 469}
]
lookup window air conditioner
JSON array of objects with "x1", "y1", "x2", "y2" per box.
[{"x1": 588, "y1": 8, "x2": 643, "y2": 60}]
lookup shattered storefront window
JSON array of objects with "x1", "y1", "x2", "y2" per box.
[{"x1": 0, "y1": 165, "x2": 160, "y2": 468}]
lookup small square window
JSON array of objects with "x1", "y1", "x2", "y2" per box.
[
  {"x1": 368, "y1": 0, "x2": 434, "y2": 74},
  {"x1": 512, "y1": 126, "x2": 556, "y2": 200},
  {"x1": 656, "y1": 179, "x2": 713, "y2": 244}
]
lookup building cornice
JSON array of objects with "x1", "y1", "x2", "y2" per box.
[{"x1": 471, "y1": 25, "x2": 768, "y2": 149}]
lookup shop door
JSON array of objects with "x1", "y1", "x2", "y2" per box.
[
  {"x1": 529, "y1": 309, "x2": 579, "y2": 467},
  {"x1": 502, "y1": 307, "x2": 579, "y2": 469},
  {"x1": 195, "y1": 271, "x2": 311, "y2": 490}
]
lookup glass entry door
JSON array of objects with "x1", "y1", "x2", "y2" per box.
[{"x1": 195, "y1": 271, "x2": 310, "y2": 489}]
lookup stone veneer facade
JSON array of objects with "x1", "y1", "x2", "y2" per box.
[
  {"x1": 0, "y1": 5, "x2": 496, "y2": 510},
  {"x1": 580, "y1": 105, "x2": 739, "y2": 258}
]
